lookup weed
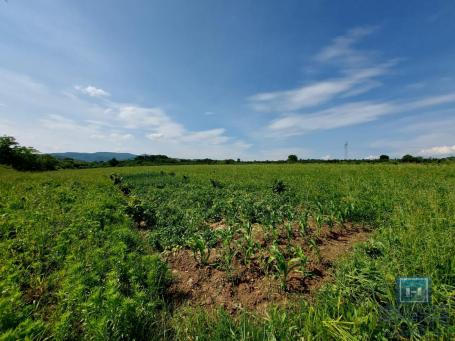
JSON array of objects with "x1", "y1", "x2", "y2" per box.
[{"x1": 272, "y1": 179, "x2": 286, "y2": 194}]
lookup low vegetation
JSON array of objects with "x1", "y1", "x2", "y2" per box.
[{"x1": 0, "y1": 163, "x2": 454, "y2": 339}]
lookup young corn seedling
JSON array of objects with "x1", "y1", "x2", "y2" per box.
[
  {"x1": 314, "y1": 213, "x2": 324, "y2": 237},
  {"x1": 309, "y1": 238, "x2": 322, "y2": 263},
  {"x1": 268, "y1": 244, "x2": 308, "y2": 291},
  {"x1": 218, "y1": 226, "x2": 237, "y2": 272},
  {"x1": 237, "y1": 233, "x2": 258, "y2": 266},
  {"x1": 326, "y1": 201, "x2": 338, "y2": 230},
  {"x1": 187, "y1": 235, "x2": 211, "y2": 266},
  {"x1": 298, "y1": 210, "x2": 310, "y2": 237},
  {"x1": 237, "y1": 222, "x2": 258, "y2": 266},
  {"x1": 285, "y1": 221, "x2": 294, "y2": 252}
]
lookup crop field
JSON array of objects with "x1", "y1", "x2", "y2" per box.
[{"x1": 1, "y1": 163, "x2": 454, "y2": 340}]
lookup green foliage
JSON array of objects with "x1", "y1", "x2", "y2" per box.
[
  {"x1": 0, "y1": 167, "x2": 170, "y2": 339},
  {"x1": 0, "y1": 135, "x2": 59, "y2": 171},
  {"x1": 187, "y1": 234, "x2": 212, "y2": 265},
  {"x1": 287, "y1": 154, "x2": 298, "y2": 163},
  {"x1": 272, "y1": 179, "x2": 286, "y2": 194},
  {"x1": 1, "y1": 162, "x2": 454, "y2": 339},
  {"x1": 268, "y1": 244, "x2": 308, "y2": 290}
]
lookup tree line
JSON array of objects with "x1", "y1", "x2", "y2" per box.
[{"x1": 1, "y1": 135, "x2": 453, "y2": 172}]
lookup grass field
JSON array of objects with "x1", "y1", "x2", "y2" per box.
[{"x1": 1, "y1": 164, "x2": 454, "y2": 340}]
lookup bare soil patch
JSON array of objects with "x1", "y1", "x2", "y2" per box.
[{"x1": 164, "y1": 223, "x2": 371, "y2": 314}]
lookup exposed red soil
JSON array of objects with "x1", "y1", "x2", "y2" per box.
[{"x1": 164, "y1": 223, "x2": 371, "y2": 314}]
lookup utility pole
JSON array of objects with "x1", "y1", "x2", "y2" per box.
[{"x1": 344, "y1": 141, "x2": 348, "y2": 160}]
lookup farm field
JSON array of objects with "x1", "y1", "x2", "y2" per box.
[{"x1": 0, "y1": 163, "x2": 454, "y2": 340}]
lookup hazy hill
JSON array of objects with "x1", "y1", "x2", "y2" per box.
[{"x1": 50, "y1": 152, "x2": 137, "y2": 162}]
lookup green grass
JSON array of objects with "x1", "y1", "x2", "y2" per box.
[{"x1": 1, "y1": 164, "x2": 454, "y2": 339}]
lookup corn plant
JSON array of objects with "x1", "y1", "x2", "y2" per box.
[
  {"x1": 314, "y1": 213, "x2": 324, "y2": 236},
  {"x1": 237, "y1": 222, "x2": 258, "y2": 265},
  {"x1": 187, "y1": 235, "x2": 211, "y2": 265},
  {"x1": 326, "y1": 201, "x2": 339, "y2": 230},
  {"x1": 285, "y1": 221, "x2": 294, "y2": 251},
  {"x1": 298, "y1": 210, "x2": 310, "y2": 237},
  {"x1": 268, "y1": 244, "x2": 308, "y2": 291},
  {"x1": 218, "y1": 226, "x2": 237, "y2": 271},
  {"x1": 309, "y1": 238, "x2": 321, "y2": 262}
]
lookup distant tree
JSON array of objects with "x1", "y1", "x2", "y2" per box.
[
  {"x1": 402, "y1": 154, "x2": 415, "y2": 163},
  {"x1": 0, "y1": 135, "x2": 58, "y2": 171},
  {"x1": 237, "y1": 158, "x2": 240, "y2": 163},
  {"x1": 108, "y1": 158, "x2": 120, "y2": 167},
  {"x1": 0, "y1": 135, "x2": 19, "y2": 165},
  {"x1": 287, "y1": 154, "x2": 298, "y2": 163},
  {"x1": 401, "y1": 154, "x2": 424, "y2": 163},
  {"x1": 379, "y1": 154, "x2": 390, "y2": 161}
]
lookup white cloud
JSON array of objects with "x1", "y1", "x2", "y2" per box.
[
  {"x1": 266, "y1": 93, "x2": 455, "y2": 137},
  {"x1": 250, "y1": 26, "x2": 455, "y2": 138},
  {"x1": 419, "y1": 145, "x2": 455, "y2": 156},
  {"x1": 75, "y1": 85, "x2": 110, "y2": 97},
  {"x1": 268, "y1": 101, "x2": 395, "y2": 136},
  {"x1": 369, "y1": 112, "x2": 455, "y2": 157},
  {"x1": 249, "y1": 58, "x2": 396, "y2": 113},
  {"x1": 0, "y1": 69, "x2": 250, "y2": 158},
  {"x1": 315, "y1": 26, "x2": 379, "y2": 65}
]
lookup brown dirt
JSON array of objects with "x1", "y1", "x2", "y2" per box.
[{"x1": 164, "y1": 223, "x2": 371, "y2": 314}]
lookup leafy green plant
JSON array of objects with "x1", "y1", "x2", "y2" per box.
[
  {"x1": 236, "y1": 222, "x2": 259, "y2": 265},
  {"x1": 309, "y1": 238, "x2": 321, "y2": 262},
  {"x1": 110, "y1": 173, "x2": 123, "y2": 185},
  {"x1": 268, "y1": 244, "x2": 308, "y2": 291},
  {"x1": 314, "y1": 213, "x2": 324, "y2": 236},
  {"x1": 285, "y1": 221, "x2": 294, "y2": 251},
  {"x1": 298, "y1": 210, "x2": 310, "y2": 237},
  {"x1": 187, "y1": 235, "x2": 212, "y2": 265},
  {"x1": 218, "y1": 226, "x2": 237, "y2": 271},
  {"x1": 272, "y1": 179, "x2": 286, "y2": 194},
  {"x1": 210, "y1": 179, "x2": 223, "y2": 189}
]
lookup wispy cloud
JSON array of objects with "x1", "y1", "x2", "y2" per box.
[
  {"x1": 249, "y1": 26, "x2": 455, "y2": 145},
  {"x1": 419, "y1": 145, "x2": 455, "y2": 156},
  {"x1": 248, "y1": 26, "x2": 397, "y2": 113},
  {"x1": 75, "y1": 85, "x2": 110, "y2": 97},
  {"x1": 268, "y1": 101, "x2": 395, "y2": 136},
  {"x1": 315, "y1": 25, "x2": 378, "y2": 65},
  {"x1": 267, "y1": 93, "x2": 455, "y2": 136},
  {"x1": 369, "y1": 112, "x2": 455, "y2": 157},
  {"x1": 249, "y1": 62, "x2": 394, "y2": 112},
  {"x1": 0, "y1": 69, "x2": 250, "y2": 158}
]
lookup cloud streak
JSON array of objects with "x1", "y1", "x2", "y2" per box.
[
  {"x1": 315, "y1": 25, "x2": 378, "y2": 65},
  {"x1": 75, "y1": 85, "x2": 110, "y2": 97},
  {"x1": 249, "y1": 62, "x2": 394, "y2": 112},
  {"x1": 419, "y1": 145, "x2": 455, "y2": 156},
  {"x1": 0, "y1": 70, "x2": 250, "y2": 158},
  {"x1": 267, "y1": 93, "x2": 455, "y2": 136}
]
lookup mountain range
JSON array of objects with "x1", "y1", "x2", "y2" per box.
[{"x1": 50, "y1": 152, "x2": 137, "y2": 162}]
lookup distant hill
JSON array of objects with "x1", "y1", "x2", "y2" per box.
[{"x1": 50, "y1": 152, "x2": 137, "y2": 162}]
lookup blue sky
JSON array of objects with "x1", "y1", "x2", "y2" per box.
[{"x1": 0, "y1": 0, "x2": 454, "y2": 160}]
